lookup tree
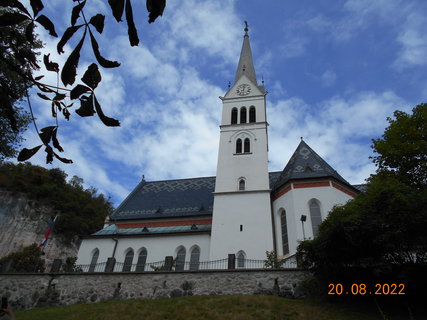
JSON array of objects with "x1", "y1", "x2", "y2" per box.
[
  {"x1": 0, "y1": 8, "x2": 41, "y2": 161},
  {"x1": 371, "y1": 103, "x2": 427, "y2": 188},
  {"x1": 297, "y1": 103, "x2": 427, "y2": 296},
  {"x1": 0, "y1": 0, "x2": 166, "y2": 163}
]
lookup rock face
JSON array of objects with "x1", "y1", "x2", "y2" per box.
[{"x1": 0, "y1": 190, "x2": 79, "y2": 269}]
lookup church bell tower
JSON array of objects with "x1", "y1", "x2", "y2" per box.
[{"x1": 209, "y1": 24, "x2": 274, "y2": 261}]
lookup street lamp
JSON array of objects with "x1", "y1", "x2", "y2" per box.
[{"x1": 300, "y1": 215, "x2": 306, "y2": 241}]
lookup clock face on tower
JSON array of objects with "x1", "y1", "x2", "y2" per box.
[{"x1": 236, "y1": 84, "x2": 251, "y2": 96}]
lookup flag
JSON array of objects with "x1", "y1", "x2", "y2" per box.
[{"x1": 38, "y1": 215, "x2": 58, "y2": 249}]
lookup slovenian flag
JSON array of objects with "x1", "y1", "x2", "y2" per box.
[{"x1": 38, "y1": 215, "x2": 58, "y2": 248}]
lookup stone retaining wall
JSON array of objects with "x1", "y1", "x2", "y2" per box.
[{"x1": 0, "y1": 269, "x2": 309, "y2": 310}]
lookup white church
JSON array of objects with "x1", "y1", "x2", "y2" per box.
[{"x1": 76, "y1": 26, "x2": 362, "y2": 271}]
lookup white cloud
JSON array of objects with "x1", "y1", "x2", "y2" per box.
[
  {"x1": 320, "y1": 70, "x2": 337, "y2": 87},
  {"x1": 394, "y1": 12, "x2": 427, "y2": 69},
  {"x1": 268, "y1": 91, "x2": 408, "y2": 184}
]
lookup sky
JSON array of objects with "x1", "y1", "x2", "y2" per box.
[{"x1": 16, "y1": 0, "x2": 427, "y2": 207}]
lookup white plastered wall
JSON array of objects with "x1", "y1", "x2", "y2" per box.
[
  {"x1": 272, "y1": 184, "x2": 354, "y2": 256},
  {"x1": 76, "y1": 233, "x2": 211, "y2": 267}
]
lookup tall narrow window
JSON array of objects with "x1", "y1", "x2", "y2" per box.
[
  {"x1": 239, "y1": 179, "x2": 245, "y2": 191},
  {"x1": 175, "y1": 247, "x2": 186, "y2": 271},
  {"x1": 240, "y1": 107, "x2": 247, "y2": 123},
  {"x1": 244, "y1": 138, "x2": 250, "y2": 153},
  {"x1": 237, "y1": 251, "x2": 245, "y2": 268},
  {"x1": 236, "y1": 139, "x2": 242, "y2": 154},
  {"x1": 122, "y1": 249, "x2": 134, "y2": 272},
  {"x1": 189, "y1": 247, "x2": 200, "y2": 271},
  {"x1": 135, "y1": 248, "x2": 147, "y2": 272},
  {"x1": 309, "y1": 200, "x2": 322, "y2": 238},
  {"x1": 88, "y1": 248, "x2": 99, "y2": 272},
  {"x1": 280, "y1": 210, "x2": 289, "y2": 255},
  {"x1": 231, "y1": 108, "x2": 238, "y2": 124},
  {"x1": 249, "y1": 106, "x2": 256, "y2": 123}
]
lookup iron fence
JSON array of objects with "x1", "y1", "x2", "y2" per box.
[{"x1": 1, "y1": 255, "x2": 298, "y2": 273}]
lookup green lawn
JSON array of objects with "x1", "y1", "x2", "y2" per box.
[{"x1": 15, "y1": 295, "x2": 422, "y2": 320}]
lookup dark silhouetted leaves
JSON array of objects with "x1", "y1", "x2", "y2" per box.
[
  {"x1": 30, "y1": 0, "x2": 44, "y2": 17},
  {"x1": 63, "y1": 108, "x2": 71, "y2": 121},
  {"x1": 71, "y1": 0, "x2": 86, "y2": 26},
  {"x1": 35, "y1": 15, "x2": 58, "y2": 37},
  {"x1": 89, "y1": 30, "x2": 120, "y2": 68},
  {"x1": 125, "y1": 0, "x2": 139, "y2": 46},
  {"x1": 70, "y1": 84, "x2": 91, "y2": 99},
  {"x1": 51, "y1": 128, "x2": 63, "y2": 152},
  {"x1": 89, "y1": 14, "x2": 105, "y2": 33},
  {"x1": 43, "y1": 54, "x2": 59, "y2": 72},
  {"x1": 94, "y1": 96, "x2": 120, "y2": 127},
  {"x1": 34, "y1": 75, "x2": 44, "y2": 81},
  {"x1": 53, "y1": 150, "x2": 73, "y2": 163},
  {"x1": 37, "y1": 93, "x2": 51, "y2": 100},
  {"x1": 45, "y1": 145, "x2": 54, "y2": 163},
  {"x1": 18, "y1": 145, "x2": 43, "y2": 161},
  {"x1": 25, "y1": 21, "x2": 35, "y2": 43},
  {"x1": 54, "y1": 93, "x2": 66, "y2": 101},
  {"x1": 0, "y1": 12, "x2": 29, "y2": 27},
  {"x1": 57, "y1": 25, "x2": 83, "y2": 54},
  {"x1": 76, "y1": 95, "x2": 95, "y2": 117},
  {"x1": 146, "y1": 0, "x2": 166, "y2": 23},
  {"x1": 108, "y1": 0, "x2": 125, "y2": 22},
  {"x1": 3, "y1": 0, "x2": 31, "y2": 16},
  {"x1": 81, "y1": 63, "x2": 101, "y2": 89},
  {"x1": 61, "y1": 29, "x2": 86, "y2": 86},
  {"x1": 39, "y1": 126, "x2": 55, "y2": 145}
]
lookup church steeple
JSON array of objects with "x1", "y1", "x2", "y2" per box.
[{"x1": 234, "y1": 22, "x2": 258, "y2": 86}]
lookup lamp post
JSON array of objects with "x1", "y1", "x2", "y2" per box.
[{"x1": 300, "y1": 215, "x2": 306, "y2": 241}]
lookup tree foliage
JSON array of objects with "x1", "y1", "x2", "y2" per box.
[
  {"x1": 0, "y1": 7, "x2": 41, "y2": 161},
  {"x1": 0, "y1": 162, "x2": 114, "y2": 239},
  {"x1": 0, "y1": 244, "x2": 45, "y2": 273},
  {"x1": 0, "y1": 0, "x2": 166, "y2": 163},
  {"x1": 371, "y1": 103, "x2": 427, "y2": 188},
  {"x1": 296, "y1": 103, "x2": 427, "y2": 297}
]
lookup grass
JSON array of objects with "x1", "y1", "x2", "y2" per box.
[{"x1": 15, "y1": 295, "x2": 424, "y2": 320}]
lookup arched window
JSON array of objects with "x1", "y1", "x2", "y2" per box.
[
  {"x1": 280, "y1": 210, "x2": 289, "y2": 255},
  {"x1": 239, "y1": 179, "x2": 245, "y2": 191},
  {"x1": 244, "y1": 138, "x2": 250, "y2": 153},
  {"x1": 175, "y1": 247, "x2": 186, "y2": 271},
  {"x1": 88, "y1": 248, "x2": 99, "y2": 272},
  {"x1": 231, "y1": 108, "x2": 238, "y2": 124},
  {"x1": 249, "y1": 106, "x2": 256, "y2": 123},
  {"x1": 237, "y1": 251, "x2": 245, "y2": 268},
  {"x1": 309, "y1": 200, "x2": 322, "y2": 238},
  {"x1": 240, "y1": 107, "x2": 247, "y2": 123},
  {"x1": 189, "y1": 247, "x2": 200, "y2": 271},
  {"x1": 122, "y1": 249, "x2": 134, "y2": 272},
  {"x1": 236, "y1": 138, "x2": 242, "y2": 154},
  {"x1": 135, "y1": 248, "x2": 147, "y2": 272}
]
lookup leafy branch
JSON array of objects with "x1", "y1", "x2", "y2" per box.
[{"x1": 1, "y1": 0, "x2": 166, "y2": 163}]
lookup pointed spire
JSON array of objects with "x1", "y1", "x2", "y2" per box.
[{"x1": 234, "y1": 21, "x2": 257, "y2": 86}]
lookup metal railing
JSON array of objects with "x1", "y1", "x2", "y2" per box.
[{"x1": 1, "y1": 255, "x2": 299, "y2": 273}]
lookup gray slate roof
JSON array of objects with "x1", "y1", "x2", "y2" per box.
[
  {"x1": 111, "y1": 173, "x2": 282, "y2": 221},
  {"x1": 273, "y1": 140, "x2": 355, "y2": 191},
  {"x1": 92, "y1": 223, "x2": 211, "y2": 236}
]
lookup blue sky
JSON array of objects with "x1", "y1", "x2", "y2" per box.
[{"x1": 18, "y1": 0, "x2": 427, "y2": 206}]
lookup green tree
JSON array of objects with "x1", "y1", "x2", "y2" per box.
[
  {"x1": 0, "y1": 244, "x2": 45, "y2": 273},
  {"x1": 0, "y1": 8, "x2": 41, "y2": 161},
  {"x1": 371, "y1": 103, "x2": 427, "y2": 188}
]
